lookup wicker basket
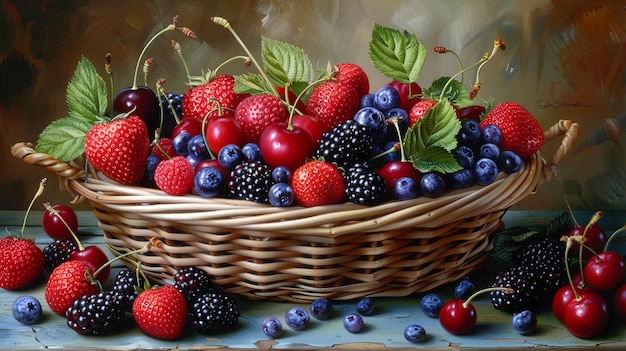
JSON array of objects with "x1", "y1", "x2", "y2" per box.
[{"x1": 12, "y1": 119, "x2": 578, "y2": 302}]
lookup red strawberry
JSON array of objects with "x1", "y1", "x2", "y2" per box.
[
  {"x1": 408, "y1": 99, "x2": 436, "y2": 126},
  {"x1": 85, "y1": 115, "x2": 150, "y2": 184},
  {"x1": 480, "y1": 102, "x2": 544, "y2": 158},
  {"x1": 154, "y1": 156, "x2": 194, "y2": 196},
  {"x1": 182, "y1": 74, "x2": 247, "y2": 121},
  {"x1": 234, "y1": 93, "x2": 289, "y2": 143},
  {"x1": 291, "y1": 160, "x2": 345, "y2": 207},
  {"x1": 133, "y1": 284, "x2": 187, "y2": 340},
  {"x1": 335, "y1": 63, "x2": 370, "y2": 97},
  {"x1": 45, "y1": 260, "x2": 100, "y2": 315},
  {"x1": 0, "y1": 236, "x2": 44, "y2": 290},
  {"x1": 151, "y1": 137, "x2": 175, "y2": 160},
  {"x1": 305, "y1": 81, "x2": 360, "y2": 131}
]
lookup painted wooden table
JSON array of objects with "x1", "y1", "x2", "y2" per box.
[{"x1": 1, "y1": 210, "x2": 625, "y2": 350}]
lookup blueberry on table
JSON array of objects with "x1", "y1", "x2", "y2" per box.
[
  {"x1": 12, "y1": 296, "x2": 42, "y2": 325},
  {"x1": 420, "y1": 293, "x2": 445, "y2": 318}
]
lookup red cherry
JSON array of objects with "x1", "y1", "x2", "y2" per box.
[
  {"x1": 614, "y1": 284, "x2": 626, "y2": 324},
  {"x1": 439, "y1": 298, "x2": 477, "y2": 335},
  {"x1": 387, "y1": 80, "x2": 422, "y2": 113},
  {"x1": 292, "y1": 114, "x2": 326, "y2": 147},
  {"x1": 113, "y1": 86, "x2": 160, "y2": 136},
  {"x1": 259, "y1": 122, "x2": 315, "y2": 172},
  {"x1": 377, "y1": 161, "x2": 423, "y2": 194},
  {"x1": 172, "y1": 117, "x2": 202, "y2": 140},
  {"x1": 457, "y1": 105, "x2": 486, "y2": 122},
  {"x1": 563, "y1": 290, "x2": 609, "y2": 339},
  {"x1": 195, "y1": 159, "x2": 228, "y2": 179},
  {"x1": 204, "y1": 116, "x2": 246, "y2": 156},
  {"x1": 567, "y1": 224, "x2": 607, "y2": 261},
  {"x1": 583, "y1": 251, "x2": 625, "y2": 293},
  {"x1": 42, "y1": 204, "x2": 78, "y2": 241},
  {"x1": 70, "y1": 245, "x2": 110, "y2": 285},
  {"x1": 552, "y1": 284, "x2": 586, "y2": 323}
]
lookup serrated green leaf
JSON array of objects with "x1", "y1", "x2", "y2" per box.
[
  {"x1": 415, "y1": 99, "x2": 461, "y2": 151},
  {"x1": 261, "y1": 36, "x2": 312, "y2": 96},
  {"x1": 368, "y1": 23, "x2": 426, "y2": 83},
  {"x1": 234, "y1": 74, "x2": 273, "y2": 95},
  {"x1": 66, "y1": 56, "x2": 108, "y2": 123},
  {"x1": 423, "y1": 77, "x2": 473, "y2": 108},
  {"x1": 36, "y1": 116, "x2": 93, "y2": 161},
  {"x1": 408, "y1": 146, "x2": 462, "y2": 173}
]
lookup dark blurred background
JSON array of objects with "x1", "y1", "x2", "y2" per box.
[{"x1": 2, "y1": 0, "x2": 625, "y2": 211}]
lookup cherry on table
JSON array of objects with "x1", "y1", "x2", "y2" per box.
[
  {"x1": 439, "y1": 287, "x2": 512, "y2": 335},
  {"x1": 583, "y1": 251, "x2": 625, "y2": 293},
  {"x1": 563, "y1": 290, "x2": 609, "y2": 339},
  {"x1": 70, "y1": 245, "x2": 111, "y2": 285},
  {"x1": 42, "y1": 204, "x2": 78, "y2": 241}
]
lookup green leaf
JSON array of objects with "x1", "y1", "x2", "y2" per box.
[
  {"x1": 415, "y1": 99, "x2": 461, "y2": 151},
  {"x1": 423, "y1": 77, "x2": 473, "y2": 108},
  {"x1": 368, "y1": 23, "x2": 426, "y2": 83},
  {"x1": 234, "y1": 73, "x2": 273, "y2": 95},
  {"x1": 66, "y1": 56, "x2": 108, "y2": 123},
  {"x1": 408, "y1": 146, "x2": 462, "y2": 173},
  {"x1": 261, "y1": 36, "x2": 312, "y2": 96},
  {"x1": 36, "y1": 116, "x2": 93, "y2": 162}
]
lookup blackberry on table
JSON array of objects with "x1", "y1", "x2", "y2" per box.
[
  {"x1": 228, "y1": 160, "x2": 273, "y2": 203},
  {"x1": 515, "y1": 236, "x2": 568, "y2": 296},
  {"x1": 344, "y1": 163, "x2": 387, "y2": 205},
  {"x1": 111, "y1": 268, "x2": 145, "y2": 312},
  {"x1": 43, "y1": 239, "x2": 78, "y2": 274},
  {"x1": 490, "y1": 265, "x2": 542, "y2": 314},
  {"x1": 190, "y1": 291, "x2": 240, "y2": 335},
  {"x1": 314, "y1": 119, "x2": 374, "y2": 168},
  {"x1": 65, "y1": 291, "x2": 125, "y2": 335},
  {"x1": 174, "y1": 266, "x2": 216, "y2": 303}
]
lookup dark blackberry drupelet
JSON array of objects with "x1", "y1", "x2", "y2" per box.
[
  {"x1": 190, "y1": 291, "x2": 240, "y2": 335},
  {"x1": 515, "y1": 236, "x2": 568, "y2": 296},
  {"x1": 160, "y1": 92, "x2": 183, "y2": 138},
  {"x1": 174, "y1": 266, "x2": 216, "y2": 304},
  {"x1": 228, "y1": 160, "x2": 273, "y2": 203},
  {"x1": 111, "y1": 268, "x2": 145, "y2": 312},
  {"x1": 65, "y1": 291, "x2": 125, "y2": 335},
  {"x1": 43, "y1": 239, "x2": 79, "y2": 274},
  {"x1": 314, "y1": 119, "x2": 374, "y2": 168},
  {"x1": 490, "y1": 265, "x2": 542, "y2": 314},
  {"x1": 344, "y1": 163, "x2": 387, "y2": 205}
]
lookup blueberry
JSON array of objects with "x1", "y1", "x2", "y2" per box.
[
  {"x1": 194, "y1": 166, "x2": 224, "y2": 198},
  {"x1": 360, "y1": 93, "x2": 375, "y2": 108},
  {"x1": 187, "y1": 134, "x2": 211, "y2": 160},
  {"x1": 404, "y1": 324, "x2": 427, "y2": 343},
  {"x1": 343, "y1": 313, "x2": 364, "y2": 333},
  {"x1": 394, "y1": 177, "x2": 418, "y2": 200},
  {"x1": 384, "y1": 107, "x2": 409, "y2": 141},
  {"x1": 420, "y1": 293, "x2": 444, "y2": 318},
  {"x1": 268, "y1": 183, "x2": 294, "y2": 207},
  {"x1": 353, "y1": 106, "x2": 387, "y2": 138},
  {"x1": 479, "y1": 143, "x2": 500, "y2": 161},
  {"x1": 12, "y1": 296, "x2": 42, "y2": 325},
  {"x1": 453, "y1": 145, "x2": 475, "y2": 169},
  {"x1": 186, "y1": 154, "x2": 201, "y2": 170},
  {"x1": 453, "y1": 279, "x2": 476, "y2": 300},
  {"x1": 172, "y1": 132, "x2": 192, "y2": 157},
  {"x1": 474, "y1": 158, "x2": 499, "y2": 185},
  {"x1": 285, "y1": 306, "x2": 310, "y2": 330},
  {"x1": 457, "y1": 119, "x2": 482, "y2": 146},
  {"x1": 420, "y1": 172, "x2": 446, "y2": 198},
  {"x1": 371, "y1": 141, "x2": 400, "y2": 169},
  {"x1": 310, "y1": 299, "x2": 334, "y2": 320},
  {"x1": 512, "y1": 310, "x2": 537, "y2": 335},
  {"x1": 272, "y1": 166, "x2": 292, "y2": 183},
  {"x1": 374, "y1": 85, "x2": 401, "y2": 112},
  {"x1": 446, "y1": 169, "x2": 475, "y2": 189},
  {"x1": 144, "y1": 155, "x2": 161, "y2": 182},
  {"x1": 217, "y1": 144, "x2": 243, "y2": 170},
  {"x1": 262, "y1": 317, "x2": 283, "y2": 338},
  {"x1": 481, "y1": 124, "x2": 503, "y2": 145},
  {"x1": 242, "y1": 143, "x2": 262, "y2": 161},
  {"x1": 356, "y1": 297, "x2": 375, "y2": 316},
  {"x1": 499, "y1": 150, "x2": 522, "y2": 174}
]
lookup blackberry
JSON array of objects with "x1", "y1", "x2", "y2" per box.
[
  {"x1": 65, "y1": 291, "x2": 125, "y2": 335},
  {"x1": 160, "y1": 92, "x2": 183, "y2": 138},
  {"x1": 111, "y1": 268, "x2": 145, "y2": 312},
  {"x1": 314, "y1": 119, "x2": 374, "y2": 168},
  {"x1": 344, "y1": 163, "x2": 387, "y2": 205},
  {"x1": 190, "y1": 291, "x2": 240, "y2": 335},
  {"x1": 173, "y1": 266, "x2": 216, "y2": 303},
  {"x1": 515, "y1": 236, "x2": 568, "y2": 296},
  {"x1": 228, "y1": 160, "x2": 273, "y2": 203},
  {"x1": 490, "y1": 265, "x2": 542, "y2": 314},
  {"x1": 42, "y1": 239, "x2": 78, "y2": 274}
]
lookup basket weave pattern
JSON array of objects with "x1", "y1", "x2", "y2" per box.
[{"x1": 12, "y1": 120, "x2": 578, "y2": 302}]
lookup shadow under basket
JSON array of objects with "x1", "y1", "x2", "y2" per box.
[{"x1": 12, "y1": 120, "x2": 579, "y2": 302}]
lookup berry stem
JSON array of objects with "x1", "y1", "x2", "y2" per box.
[
  {"x1": 603, "y1": 223, "x2": 626, "y2": 252},
  {"x1": 577, "y1": 211, "x2": 602, "y2": 274},
  {"x1": 131, "y1": 24, "x2": 176, "y2": 90},
  {"x1": 104, "y1": 53, "x2": 114, "y2": 112},
  {"x1": 563, "y1": 236, "x2": 582, "y2": 301},
  {"x1": 92, "y1": 238, "x2": 161, "y2": 280},
  {"x1": 462, "y1": 287, "x2": 513, "y2": 309},
  {"x1": 550, "y1": 163, "x2": 579, "y2": 227},
  {"x1": 20, "y1": 178, "x2": 46, "y2": 237},
  {"x1": 171, "y1": 40, "x2": 193, "y2": 86},
  {"x1": 44, "y1": 202, "x2": 85, "y2": 251},
  {"x1": 389, "y1": 117, "x2": 409, "y2": 162}
]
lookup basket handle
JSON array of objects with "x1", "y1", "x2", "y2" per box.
[{"x1": 538, "y1": 119, "x2": 579, "y2": 185}]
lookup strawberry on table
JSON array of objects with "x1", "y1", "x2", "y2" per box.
[
  {"x1": 0, "y1": 236, "x2": 44, "y2": 290},
  {"x1": 133, "y1": 284, "x2": 188, "y2": 340},
  {"x1": 291, "y1": 160, "x2": 345, "y2": 207},
  {"x1": 45, "y1": 260, "x2": 100, "y2": 315},
  {"x1": 85, "y1": 115, "x2": 150, "y2": 184},
  {"x1": 480, "y1": 102, "x2": 544, "y2": 158}
]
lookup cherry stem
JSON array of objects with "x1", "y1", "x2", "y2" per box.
[
  {"x1": 132, "y1": 24, "x2": 176, "y2": 90},
  {"x1": 212, "y1": 56, "x2": 251, "y2": 79},
  {"x1": 551, "y1": 163, "x2": 579, "y2": 227},
  {"x1": 104, "y1": 53, "x2": 114, "y2": 113},
  {"x1": 20, "y1": 178, "x2": 47, "y2": 238},
  {"x1": 603, "y1": 223, "x2": 626, "y2": 252},
  {"x1": 389, "y1": 117, "x2": 408, "y2": 162},
  {"x1": 211, "y1": 17, "x2": 279, "y2": 98},
  {"x1": 577, "y1": 211, "x2": 602, "y2": 274},
  {"x1": 438, "y1": 54, "x2": 487, "y2": 102},
  {"x1": 44, "y1": 202, "x2": 85, "y2": 251},
  {"x1": 92, "y1": 238, "x2": 160, "y2": 280},
  {"x1": 171, "y1": 40, "x2": 193, "y2": 86},
  {"x1": 371, "y1": 142, "x2": 401, "y2": 161},
  {"x1": 563, "y1": 236, "x2": 582, "y2": 300},
  {"x1": 435, "y1": 47, "x2": 464, "y2": 82},
  {"x1": 472, "y1": 40, "x2": 504, "y2": 102},
  {"x1": 462, "y1": 287, "x2": 513, "y2": 309},
  {"x1": 286, "y1": 76, "x2": 327, "y2": 128}
]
